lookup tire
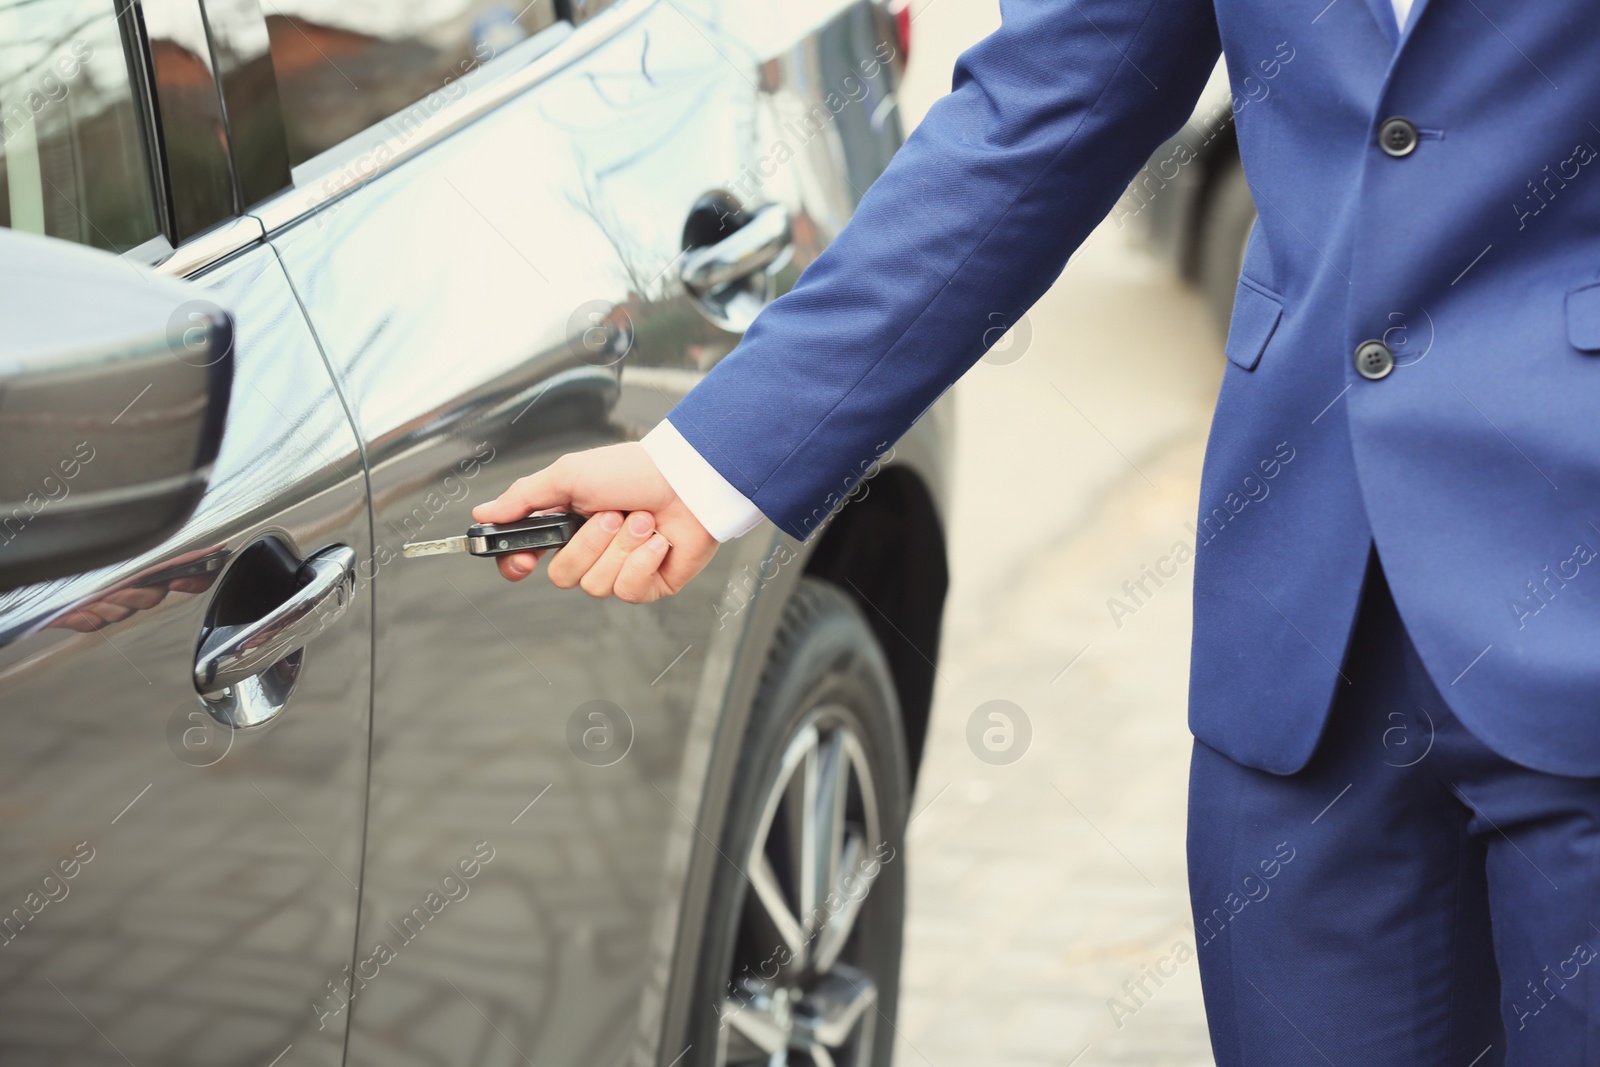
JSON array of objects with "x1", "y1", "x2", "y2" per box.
[
  {"x1": 1197, "y1": 152, "x2": 1259, "y2": 340},
  {"x1": 684, "y1": 577, "x2": 911, "y2": 1067}
]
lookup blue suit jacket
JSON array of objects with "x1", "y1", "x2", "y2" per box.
[{"x1": 668, "y1": 0, "x2": 1600, "y2": 777}]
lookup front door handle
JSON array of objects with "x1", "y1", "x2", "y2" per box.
[
  {"x1": 193, "y1": 543, "x2": 356, "y2": 701},
  {"x1": 680, "y1": 203, "x2": 792, "y2": 298}
]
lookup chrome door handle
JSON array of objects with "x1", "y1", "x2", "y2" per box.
[
  {"x1": 680, "y1": 203, "x2": 792, "y2": 296},
  {"x1": 193, "y1": 544, "x2": 356, "y2": 699}
]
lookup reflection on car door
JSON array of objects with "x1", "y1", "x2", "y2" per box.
[{"x1": 260, "y1": 5, "x2": 791, "y2": 1065}]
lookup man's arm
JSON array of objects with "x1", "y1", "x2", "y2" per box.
[
  {"x1": 476, "y1": 0, "x2": 1222, "y2": 598},
  {"x1": 669, "y1": 0, "x2": 1221, "y2": 538}
]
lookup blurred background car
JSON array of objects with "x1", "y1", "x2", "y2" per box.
[{"x1": 1119, "y1": 60, "x2": 1260, "y2": 338}]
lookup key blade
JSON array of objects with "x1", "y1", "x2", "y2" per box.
[{"x1": 402, "y1": 536, "x2": 468, "y2": 558}]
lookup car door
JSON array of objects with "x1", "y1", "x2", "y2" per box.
[
  {"x1": 249, "y1": 2, "x2": 803, "y2": 1063},
  {"x1": 0, "y1": 3, "x2": 370, "y2": 1065}
]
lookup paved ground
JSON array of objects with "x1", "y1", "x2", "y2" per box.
[{"x1": 892, "y1": 6, "x2": 1226, "y2": 1064}]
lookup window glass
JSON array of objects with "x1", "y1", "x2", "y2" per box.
[
  {"x1": 567, "y1": 0, "x2": 614, "y2": 23},
  {"x1": 0, "y1": 1, "x2": 160, "y2": 253},
  {"x1": 263, "y1": 0, "x2": 560, "y2": 166}
]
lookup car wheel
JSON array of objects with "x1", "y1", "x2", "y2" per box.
[
  {"x1": 1197, "y1": 152, "x2": 1259, "y2": 339},
  {"x1": 685, "y1": 576, "x2": 910, "y2": 1067}
]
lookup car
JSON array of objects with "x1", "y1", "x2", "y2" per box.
[
  {"x1": 0, "y1": 1, "x2": 950, "y2": 1065},
  {"x1": 1114, "y1": 58, "x2": 1267, "y2": 337}
]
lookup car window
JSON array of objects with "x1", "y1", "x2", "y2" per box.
[
  {"x1": 262, "y1": 0, "x2": 561, "y2": 166},
  {"x1": 0, "y1": 0, "x2": 161, "y2": 253},
  {"x1": 567, "y1": 0, "x2": 616, "y2": 23}
]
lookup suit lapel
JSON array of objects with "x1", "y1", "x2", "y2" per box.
[
  {"x1": 1395, "y1": 0, "x2": 1434, "y2": 49},
  {"x1": 1361, "y1": 0, "x2": 1399, "y2": 45},
  {"x1": 1376, "y1": 0, "x2": 1437, "y2": 89}
]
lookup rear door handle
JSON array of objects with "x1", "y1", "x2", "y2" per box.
[
  {"x1": 680, "y1": 203, "x2": 792, "y2": 296},
  {"x1": 193, "y1": 543, "x2": 356, "y2": 701}
]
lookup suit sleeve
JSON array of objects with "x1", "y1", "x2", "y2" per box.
[{"x1": 665, "y1": 0, "x2": 1222, "y2": 541}]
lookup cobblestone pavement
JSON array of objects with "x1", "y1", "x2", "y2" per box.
[{"x1": 891, "y1": 7, "x2": 1228, "y2": 1064}]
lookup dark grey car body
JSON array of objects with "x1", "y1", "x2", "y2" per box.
[{"x1": 0, "y1": 2, "x2": 949, "y2": 1063}]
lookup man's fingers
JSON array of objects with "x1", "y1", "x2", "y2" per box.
[
  {"x1": 614, "y1": 534, "x2": 670, "y2": 604},
  {"x1": 579, "y1": 511, "x2": 656, "y2": 598},
  {"x1": 473, "y1": 460, "x2": 571, "y2": 525},
  {"x1": 495, "y1": 550, "x2": 544, "y2": 582},
  {"x1": 547, "y1": 512, "x2": 624, "y2": 589},
  {"x1": 477, "y1": 444, "x2": 716, "y2": 599},
  {"x1": 658, "y1": 537, "x2": 718, "y2": 595}
]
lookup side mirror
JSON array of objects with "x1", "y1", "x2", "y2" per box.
[{"x1": 0, "y1": 230, "x2": 233, "y2": 592}]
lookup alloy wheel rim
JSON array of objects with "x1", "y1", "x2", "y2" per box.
[{"x1": 715, "y1": 706, "x2": 884, "y2": 1067}]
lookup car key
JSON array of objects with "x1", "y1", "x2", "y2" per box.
[{"x1": 402, "y1": 512, "x2": 587, "y2": 559}]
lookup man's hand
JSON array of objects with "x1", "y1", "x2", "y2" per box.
[{"x1": 472, "y1": 443, "x2": 717, "y2": 602}]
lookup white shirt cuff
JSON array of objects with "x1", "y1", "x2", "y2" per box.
[{"x1": 641, "y1": 420, "x2": 765, "y2": 542}]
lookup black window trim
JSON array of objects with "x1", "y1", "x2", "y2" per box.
[
  {"x1": 133, "y1": 0, "x2": 241, "y2": 243},
  {"x1": 120, "y1": 0, "x2": 175, "y2": 249},
  {"x1": 115, "y1": 0, "x2": 277, "y2": 277}
]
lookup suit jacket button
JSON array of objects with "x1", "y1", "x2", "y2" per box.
[
  {"x1": 1379, "y1": 116, "x2": 1419, "y2": 157},
  {"x1": 1355, "y1": 339, "x2": 1395, "y2": 380}
]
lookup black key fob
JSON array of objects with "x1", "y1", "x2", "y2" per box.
[{"x1": 466, "y1": 512, "x2": 586, "y2": 556}]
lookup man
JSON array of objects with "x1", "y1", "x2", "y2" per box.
[{"x1": 475, "y1": 0, "x2": 1600, "y2": 1060}]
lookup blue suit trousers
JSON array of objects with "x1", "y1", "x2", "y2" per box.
[{"x1": 1189, "y1": 553, "x2": 1600, "y2": 1065}]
